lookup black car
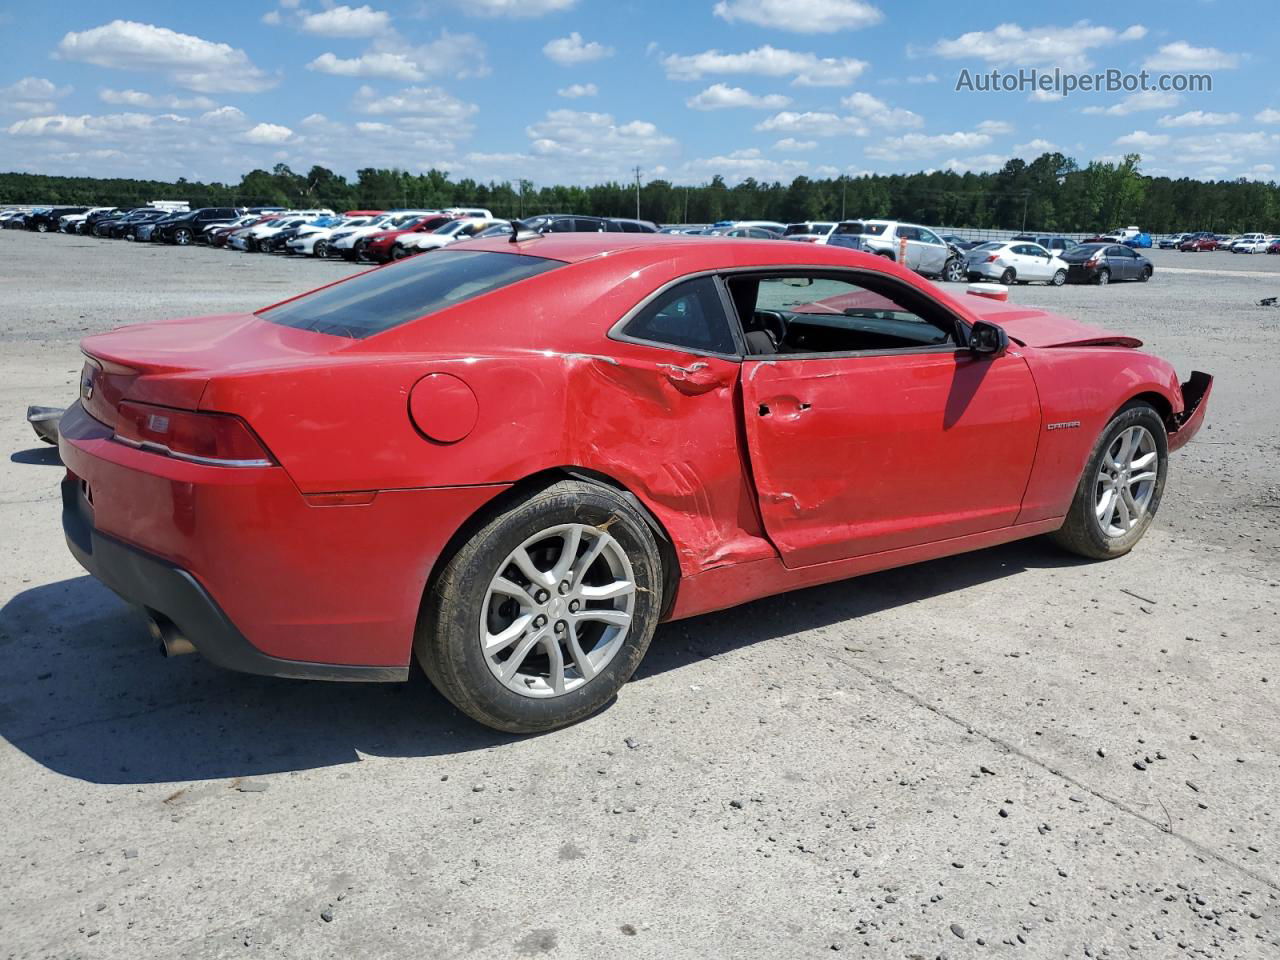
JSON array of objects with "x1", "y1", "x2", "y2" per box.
[
  {"x1": 79, "y1": 208, "x2": 121, "y2": 234},
  {"x1": 941, "y1": 234, "x2": 979, "y2": 251},
  {"x1": 152, "y1": 207, "x2": 242, "y2": 245},
  {"x1": 25, "y1": 207, "x2": 88, "y2": 233},
  {"x1": 100, "y1": 208, "x2": 167, "y2": 239},
  {"x1": 1060, "y1": 243, "x2": 1153, "y2": 285}
]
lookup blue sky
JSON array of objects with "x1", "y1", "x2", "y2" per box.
[{"x1": 0, "y1": 1, "x2": 1277, "y2": 186}]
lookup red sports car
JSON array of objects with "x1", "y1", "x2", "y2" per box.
[
  {"x1": 361, "y1": 214, "x2": 455, "y2": 263},
  {"x1": 58, "y1": 235, "x2": 1212, "y2": 732},
  {"x1": 1179, "y1": 235, "x2": 1219, "y2": 252}
]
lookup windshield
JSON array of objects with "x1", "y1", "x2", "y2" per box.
[
  {"x1": 259, "y1": 250, "x2": 565, "y2": 339},
  {"x1": 833, "y1": 221, "x2": 887, "y2": 236},
  {"x1": 783, "y1": 223, "x2": 833, "y2": 236}
]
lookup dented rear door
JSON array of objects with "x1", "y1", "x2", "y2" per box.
[{"x1": 739, "y1": 349, "x2": 1042, "y2": 568}]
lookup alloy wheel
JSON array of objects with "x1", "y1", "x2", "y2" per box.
[
  {"x1": 480, "y1": 523, "x2": 636, "y2": 698},
  {"x1": 1093, "y1": 425, "x2": 1158, "y2": 537}
]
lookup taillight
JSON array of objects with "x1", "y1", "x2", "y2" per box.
[
  {"x1": 985, "y1": 253, "x2": 1000, "y2": 263},
  {"x1": 1086, "y1": 257, "x2": 1099, "y2": 267},
  {"x1": 113, "y1": 401, "x2": 274, "y2": 467}
]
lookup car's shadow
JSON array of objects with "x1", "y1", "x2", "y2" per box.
[
  {"x1": 0, "y1": 539, "x2": 1084, "y2": 785},
  {"x1": 10, "y1": 446, "x2": 61, "y2": 466}
]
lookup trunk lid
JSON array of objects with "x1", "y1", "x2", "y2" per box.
[{"x1": 79, "y1": 313, "x2": 346, "y2": 426}]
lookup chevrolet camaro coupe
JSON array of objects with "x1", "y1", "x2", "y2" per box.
[{"x1": 58, "y1": 233, "x2": 1212, "y2": 733}]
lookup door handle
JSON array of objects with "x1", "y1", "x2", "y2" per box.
[{"x1": 657, "y1": 361, "x2": 729, "y2": 396}]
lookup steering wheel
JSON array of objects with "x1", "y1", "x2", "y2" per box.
[{"x1": 752, "y1": 310, "x2": 788, "y2": 347}]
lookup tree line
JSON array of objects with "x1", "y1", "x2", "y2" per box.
[{"x1": 2, "y1": 152, "x2": 1277, "y2": 233}]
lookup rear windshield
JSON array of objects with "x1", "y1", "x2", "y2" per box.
[
  {"x1": 1061, "y1": 244, "x2": 1106, "y2": 261},
  {"x1": 833, "y1": 221, "x2": 887, "y2": 236},
  {"x1": 259, "y1": 250, "x2": 564, "y2": 338}
]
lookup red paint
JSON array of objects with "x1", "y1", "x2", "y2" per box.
[
  {"x1": 62, "y1": 235, "x2": 1210, "y2": 671},
  {"x1": 409, "y1": 373, "x2": 479, "y2": 443}
]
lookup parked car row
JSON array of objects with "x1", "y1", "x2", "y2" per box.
[
  {"x1": 4, "y1": 205, "x2": 1168, "y2": 285},
  {"x1": 1158, "y1": 231, "x2": 1280, "y2": 253}
]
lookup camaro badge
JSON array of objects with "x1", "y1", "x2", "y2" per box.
[
  {"x1": 80, "y1": 372, "x2": 94, "y2": 401},
  {"x1": 1046, "y1": 420, "x2": 1081, "y2": 431}
]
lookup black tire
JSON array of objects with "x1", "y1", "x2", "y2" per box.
[
  {"x1": 1051, "y1": 268, "x2": 1067, "y2": 286},
  {"x1": 877, "y1": 251, "x2": 896, "y2": 262},
  {"x1": 353, "y1": 239, "x2": 369, "y2": 262},
  {"x1": 1096, "y1": 268, "x2": 1110, "y2": 286},
  {"x1": 416, "y1": 479, "x2": 664, "y2": 733},
  {"x1": 1140, "y1": 266, "x2": 1152, "y2": 282},
  {"x1": 36, "y1": 222, "x2": 48, "y2": 233},
  {"x1": 245, "y1": 238, "x2": 257, "y2": 253},
  {"x1": 1000, "y1": 267, "x2": 1016, "y2": 285},
  {"x1": 391, "y1": 245, "x2": 408, "y2": 261},
  {"x1": 313, "y1": 239, "x2": 329, "y2": 258},
  {"x1": 174, "y1": 227, "x2": 192, "y2": 245},
  {"x1": 943, "y1": 257, "x2": 965, "y2": 283},
  {"x1": 1050, "y1": 403, "x2": 1168, "y2": 561}
]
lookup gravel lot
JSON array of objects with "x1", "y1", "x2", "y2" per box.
[{"x1": 1, "y1": 233, "x2": 1278, "y2": 959}]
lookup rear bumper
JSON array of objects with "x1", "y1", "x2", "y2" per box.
[
  {"x1": 62, "y1": 472, "x2": 405, "y2": 682},
  {"x1": 57, "y1": 401, "x2": 509, "y2": 679}
]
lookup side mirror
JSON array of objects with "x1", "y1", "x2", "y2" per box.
[{"x1": 969, "y1": 320, "x2": 1009, "y2": 357}]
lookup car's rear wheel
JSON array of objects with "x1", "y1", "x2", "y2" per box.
[
  {"x1": 943, "y1": 257, "x2": 965, "y2": 283},
  {"x1": 312, "y1": 239, "x2": 329, "y2": 258},
  {"x1": 1051, "y1": 403, "x2": 1167, "y2": 560},
  {"x1": 1052, "y1": 269, "x2": 1067, "y2": 286},
  {"x1": 416, "y1": 479, "x2": 663, "y2": 733},
  {"x1": 174, "y1": 227, "x2": 192, "y2": 245},
  {"x1": 1000, "y1": 267, "x2": 1016, "y2": 285},
  {"x1": 1096, "y1": 268, "x2": 1110, "y2": 285},
  {"x1": 1141, "y1": 265, "x2": 1152, "y2": 282},
  {"x1": 391, "y1": 245, "x2": 409, "y2": 260}
]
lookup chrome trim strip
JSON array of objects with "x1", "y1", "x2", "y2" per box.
[{"x1": 113, "y1": 436, "x2": 273, "y2": 468}]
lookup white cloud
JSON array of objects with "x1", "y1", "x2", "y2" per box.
[
  {"x1": 773, "y1": 137, "x2": 817, "y2": 151},
  {"x1": 712, "y1": 0, "x2": 882, "y2": 33},
  {"x1": 755, "y1": 111, "x2": 866, "y2": 136},
  {"x1": 1257, "y1": 109, "x2": 1280, "y2": 125},
  {"x1": 0, "y1": 76, "x2": 72, "y2": 114},
  {"x1": 687, "y1": 83, "x2": 792, "y2": 110},
  {"x1": 681, "y1": 148, "x2": 811, "y2": 184},
  {"x1": 447, "y1": 0, "x2": 576, "y2": 15},
  {"x1": 1014, "y1": 138, "x2": 1058, "y2": 154},
  {"x1": 975, "y1": 119, "x2": 1013, "y2": 135},
  {"x1": 1143, "y1": 41, "x2": 1242, "y2": 71},
  {"x1": 557, "y1": 83, "x2": 598, "y2": 99},
  {"x1": 307, "y1": 31, "x2": 488, "y2": 81},
  {"x1": 525, "y1": 109, "x2": 676, "y2": 174},
  {"x1": 865, "y1": 130, "x2": 992, "y2": 160},
  {"x1": 350, "y1": 84, "x2": 478, "y2": 137},
  {"x1": 663, "y1": 45, "x2": 868, "y2": 86},
  {"x1": 1157, "y1": 110, "x2": 1240, "y2": 128},
  {"x1": 238, "y1": 122, "x2": 293, "y2": 144},
  {"x1": 1114, "y1": 130, "x2": 1170, "y2": 149},
  {"x1": 931, "y1": 22, "x2": 1147, "y2": 69},
  {"x1": 842, "y1": 92, "x2": 923, "y2": 128},
  {"x1": 56, "y1": 19, "x2": 275, "y2": 93},
  {"x1": 906, "y1": 73, "x2": 938, "y2": 84},
  {"x1": 99, "y1": 88, "x2": 216, "y2": 110},
  {"x1": 944, "y1": 154, "x2": 1008, "y2": 173},
  {"x1": 7, "y1": 112, "x2": 189, "y2": 138},
  {"x1": 1081, "y1": 90, "x2": 1181, "y2": 116},
  {"x1": 300, "y1": 5, "x2": 391, "y2": 37},
  {"x1": 543, "y1": 32, "x2": 613, "y2": 65},
  {"x1": 199, "y1": 105, "x2": 248, "y2": 126}
]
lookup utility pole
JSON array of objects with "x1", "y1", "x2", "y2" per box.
[
  {"x1": 683, "y1": 187, "x2": 689, "y2": 224},
  {"x1": 840, "y1": 176, "x2": 847, "y2": 220},
  {"x1": 1021, "y1": 190, "x2": 1030, "y2": 232},
  {"x1": 633, "y1": 166, "x2": 641, "y2": 220}
]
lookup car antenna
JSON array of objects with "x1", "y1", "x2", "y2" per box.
[{"x1": 509, "y1": 219, "x2": 541, "y2": 243}]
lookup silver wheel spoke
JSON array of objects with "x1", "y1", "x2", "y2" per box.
[
  {"x1": 1115, "y1": 490, "x2": 1132, "y2": 530},
  {"x1": 543, "y1": 634, "x2": 566, "y2": 695},
  {"x1": 512, "y1": 547, "x2": 555, "y2": 589},
  {"x1": 566, "y1": 623, "x2": 597, "y2": 681},
  {"x1": 501, "y1": 628, "x2": 547, "y2": 682},
  {"x1": 485, "y1": 613, "x2": 532, "y2": 655},
  {"x1": 1130, "y1": 450, "x2": 1157, "y2": 472},
  {"x1": 550, "y1": 526, "x2": 583, "y2": 583},
  {"x1": 1095, "y1": 488, "x2": 1115, "y2": 521},
  {"x1": 571, "y1": 536, "x2": 609, "y2": 587},
  {"x1": 1128, "y1": 471, "x2": 1156, "y2": 485},
  {"x1": 491, "y1": 577, "x2": 536, "y2": 607},
  {"x1": 579, "y1": 580, "x2": 635, "y2": 601},
  {"x1": 572, "y1": 608, "x2": 631, "y2": 628}
]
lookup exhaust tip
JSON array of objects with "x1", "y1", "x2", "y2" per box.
[{"x1": 148, "y1": 615, "x2": 196, "y2": 657}]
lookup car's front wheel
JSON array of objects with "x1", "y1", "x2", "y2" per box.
[
  {"x1": 1096, "y1": 268, "x2": 1110, "y2": 285},
  {"x1": 174, "y1": 227, "x2": 192, "y2": 245},
  {"x1": 1051, "y1": 403, "x2": 1168, "y2": 560},
  {"x1": 1051, "y1": 269, "x2": 1067, "y2": 286},
  {"x1": 416, "y1": 479, "x2": 663, "y2": 733},
  {"x1": 943, "y1": 257, "x2": 965, "y2": 283}
]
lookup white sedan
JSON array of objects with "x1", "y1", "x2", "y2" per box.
[
  {"x1": 286, "y1": 216, "x2": 380, "y2": 257},
  {"x1": 965, "y1": 240, "x2": 1069, "y2": 286},
  {"x1": 397, "y1": 217, "x2": 505, "y2": 256}
]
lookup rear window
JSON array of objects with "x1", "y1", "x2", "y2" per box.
[
  {"x1": 833, "y1": 221, "x2": 887, "y2": 237},
  {"x1": 258, "y1": 250, "x2": 564, "y2": 338}
]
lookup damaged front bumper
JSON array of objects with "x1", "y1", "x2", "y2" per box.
[{"x1": 1168, "y1": 371, "x2": 1213, "y2": 453}]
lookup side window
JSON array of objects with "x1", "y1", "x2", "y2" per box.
[
  {"x1": 897, "y1": 225, "x2": 921, "y2": 242},
  {"x1": 548, "y1": 218, "x2": 575, "y2": 233},
  {"x1": 576, "y1": 218, "x2": 605, "y2": 232},
  {"x1": 622, "y1": 277, "x2": 737, "y2": 355},
  {"x1": 726, "y1": 272, "x2": 958, "y2": 357},
  {"x1": 918, "y1": 227, "x2": 944, "y2": 246},
  {"x1": 1028, "y1": 244, "x2": 1051, "y2": 258}
]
